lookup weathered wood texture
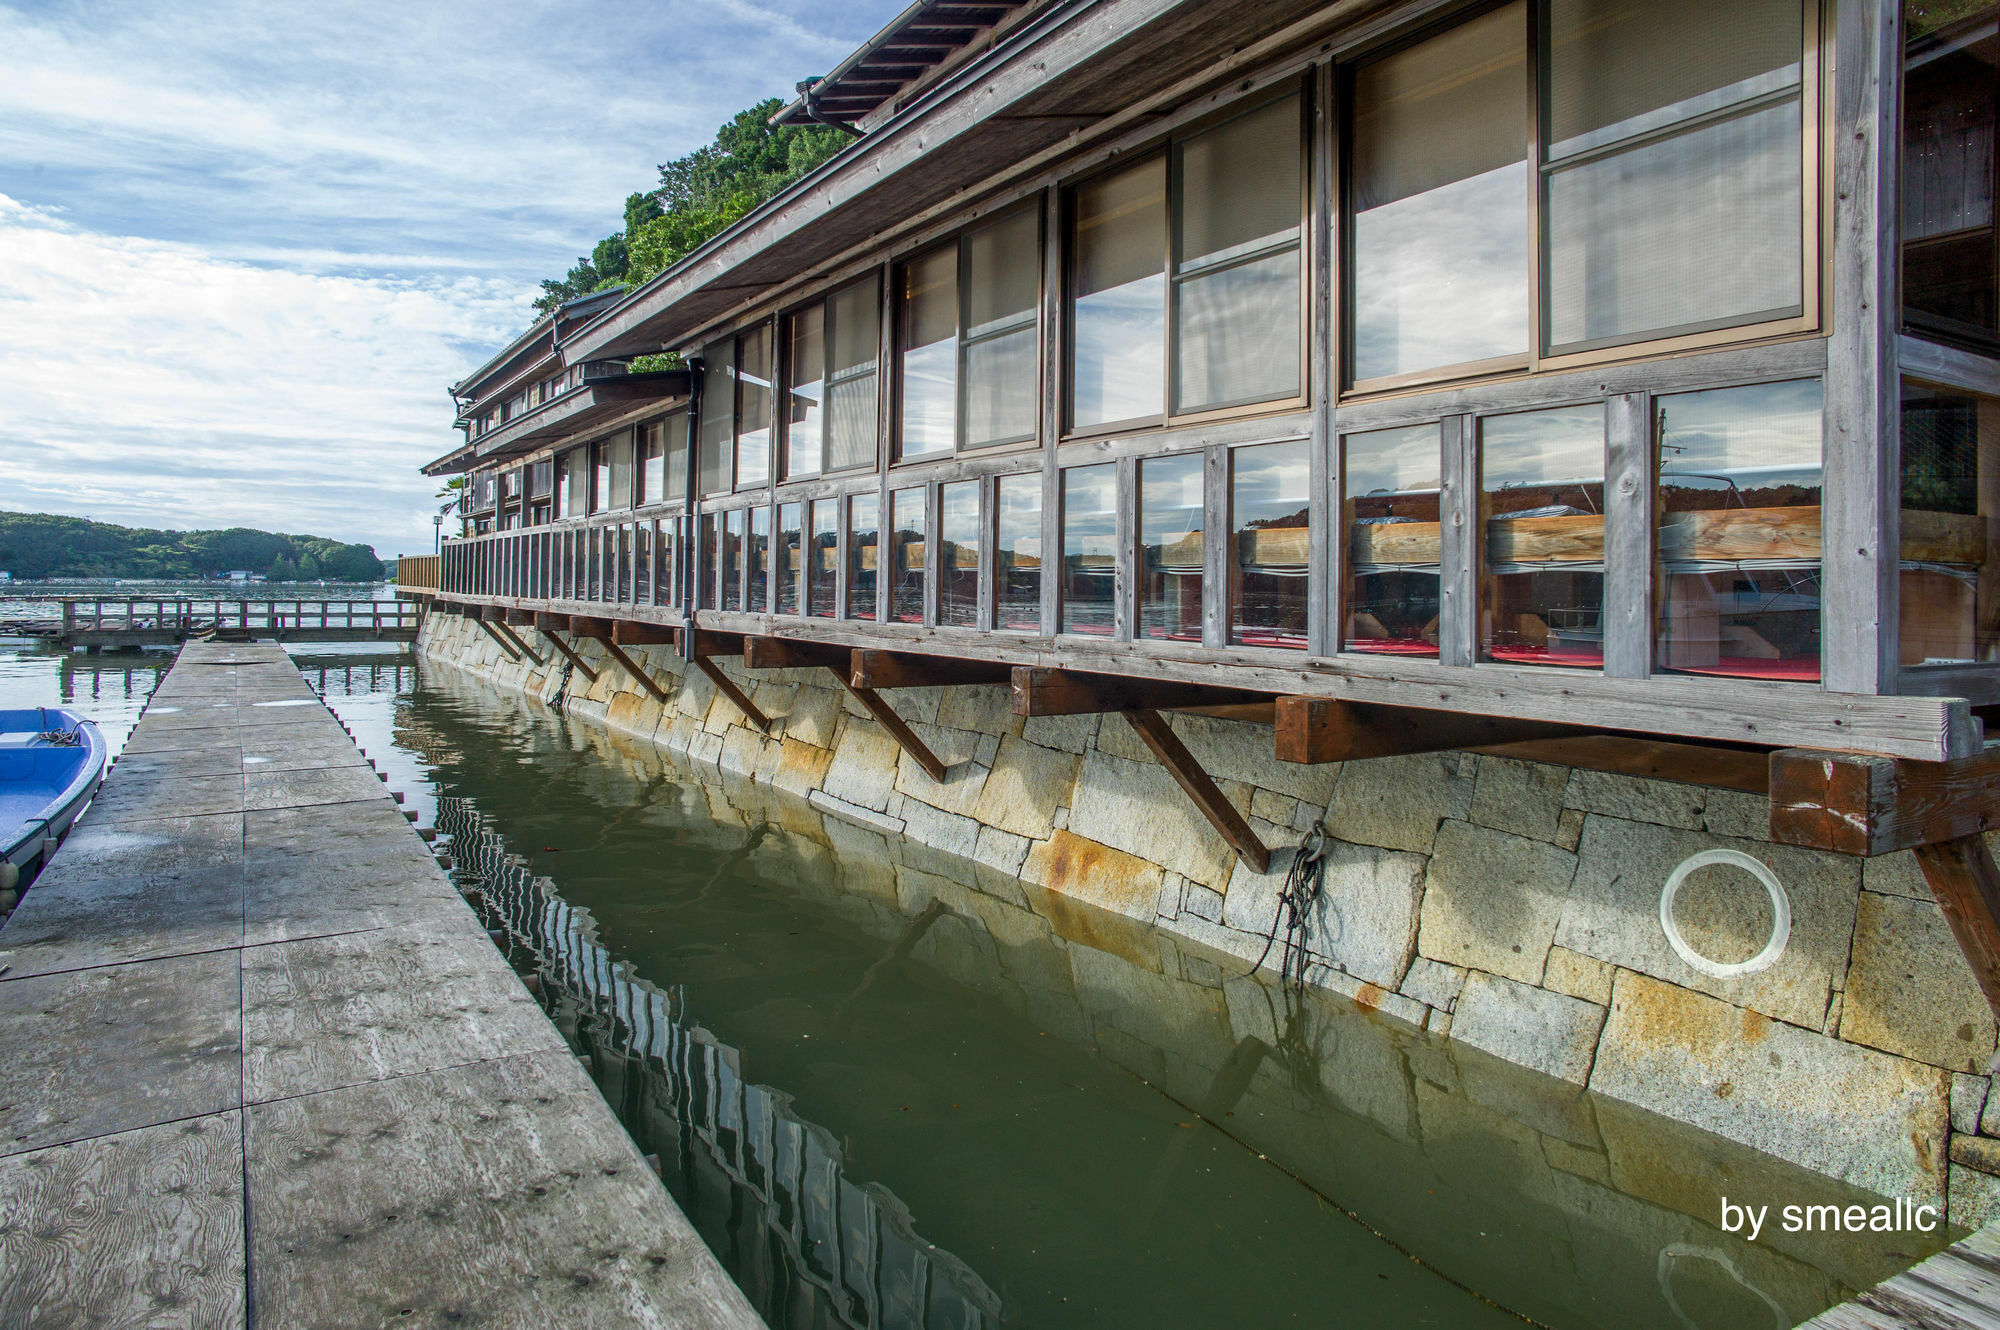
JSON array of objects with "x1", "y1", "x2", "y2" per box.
[
  {"x1": 534, "y1": 627, "x2": 601, "y2": 683},
  {"x1": 1123, "y1": 709, "x2": 1270, "y2": 874},
  {"x1": 1274, "y1": 696, "x2": 1586, "y2": 765},
  {"x1": 694, "y1": 656, "x2": 771, "y2": 731},
  {"x1": 1802, "y1": 1221, "x2": 2000, "y2": 1328},
  {"x1": 473, "y1": 615, "x2": 522, "y2": 662},
  {"x1": 0, "y1": 641, "x2": 762, "y2": 1330},
  {"x1": 1011, "y1": 666, "x2": 1267, "y2": 717},
  {"x1": 1914, "y1": 836, "x2": 2000, "y2": 1025},
  {"x1": 851, "y1": 649, "x2": 1011, "y2": 689},
  {"x1": 1770, "y1": 748, "x2": 2000, "y2": 856},
  {"x1": 842, "y1": 678, "x2": 949, "y2": 781}
]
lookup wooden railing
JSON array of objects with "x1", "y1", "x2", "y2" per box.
[
  {"x1": 397, "y1": 555, "x2": 441, "y2": 591},
  {"x1": 57, "y1": 599, "x2": 421, "y2": 638}
]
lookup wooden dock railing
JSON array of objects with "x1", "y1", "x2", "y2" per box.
[
  {"x1": 397, "y1": 555, "x2": 440, "y2": 592},
  {"x1": 52, "y1": 598, "x2": 421, "y2": 642}
]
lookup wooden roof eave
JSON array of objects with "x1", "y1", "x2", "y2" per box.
[
  {"x1": 449, "y1": 287, "x2": 628, "y2": 403},
  {"x1": 444, "y1": 372, "x2": 690, "y2": 470}
]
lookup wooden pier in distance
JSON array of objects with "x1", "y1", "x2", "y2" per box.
[
  {"x1": 3, "y1": 597, "x2": 423, "y2": 649},
  {"x1": 0, "y1": 641, "x2": 760, "y2": 1328}
]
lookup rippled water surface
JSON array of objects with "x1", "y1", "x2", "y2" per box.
[{"x1": 0, "y1": 639, "x2": 1948, "y2": 1329}]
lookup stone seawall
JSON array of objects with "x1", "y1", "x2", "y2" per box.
[{"x1": 420, "y1": 611, "x2": 2000, "y2": 1223}]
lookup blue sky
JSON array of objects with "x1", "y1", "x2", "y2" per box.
[{"x1": 0, "y1": 0, "x2": 887, "y2": 561}]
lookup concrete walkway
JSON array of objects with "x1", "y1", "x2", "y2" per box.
[{"x1": 0, "y1": 642, "x2": 763, "y2": 1328}]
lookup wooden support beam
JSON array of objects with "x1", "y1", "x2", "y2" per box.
[
  {"x1": 1469, "y1": 735, "x2": 1770, "y2": 795},
  {"x1": 612, "y1": 620, "x2": 677, "y2": 646},
  {"x1": 693, "y1": 657, "x2": 770, "y2": 732},
  {"x1": 851, "y1": 650, "x2": 1012, "y2": 690},
  {"x1": 567, "y1": 614, "x2": 617, "y2": 639},
  {"x1": 599, "y1": 639, "x2": 670, "y2": 706},
  {"x1": 678, "y1": 628, "x2": 748, "y2": 659},
  {"x1": 503, "y1": 608, "x2": 536, "y2": 627},
  {"x1": 1770, "y1": 747, "x2": 2000, "y2": 856},
  {"x1": 534, "y1": 628, "x2": 599, "y2": 684},
  {"x1": 1274, "y1": 696, "x2": 1590, "y2": 765},
  {"x1": 1010, "y1": 667, "x2": 1266, "y2": 717},
  {"x1": 1914, "y1": 834, "x2": 2000, "y2": 1023},
  {"x1": 838, "y1": 674, "x2": 949, "y2": 781},
  {"x1": 742, "y1": 636, "x2": 848, "y2": 670},
  {"x1": 487, "y1": 618, "x2": 545, "y2": 668},
  {"x1": 1124, "y1": 709, "x2": 1270, "y2": 875},
  {"x1": 472, "y1": 616, "x2": 521, "y2": 662}
]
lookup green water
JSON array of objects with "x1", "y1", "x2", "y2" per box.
[{"x1": 0, "y1": 642, "x2": 1947, "y2": 1329}]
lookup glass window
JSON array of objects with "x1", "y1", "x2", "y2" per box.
[
  {"x1": 1901, "y1": 382, "x2": 2000, "y2": 664},
  {"x1": 699, "y1": 338, "x2": 734, "y2": 495},
  {"x1": 1902, "y1": 2, "x2": 1998, "y2": 349},
  {"x1": 1175, "y1": 93, "x2": 1302, "y2": 412},
  {"x1": 562, "y1": 448, "x2": 587, "y2": 519},
  {"x1": 636, "y1": 521, "x2": 653, "y2": 605},
  {"x1": 592, "y1": 442, "x2": 612, "y2": 514},
  {"x1": 828, "y1": 277, "x2": 881, "y2": 472},
  {"x1": 699, "y1": 513, "x2": 719, "y2": 610},
  {"x1": 662, "y1": 411, "x2": 689, "y2": 503},
  {"x1": 723, "y1": 509, "x2": 745, "y2": 613},
  {"x1": 1060, "y1": 465, "x2": 1118, "y2": 634},
  {"x1": 1231, "y1": 441, "x2": 1310, "y2": 648},
  {"x1": 1656, "y1": 379, "x2": 1823, "y2": 680},
  {"x1": 607, "y1": 430, "x2": 634, "y2": 510},
  {"x1": 1140, "y1": 452, "x2": 1204, "y2": 641},
  {"x1": 1072, "y1": 159, "x2": 1167, "y2": 429},
  {"x1": 891, "y1": 487, "x2": 927, "y2": 623},
  {"x1": 1480, "y1": 406, "x2": 1605, "y2": 668},
  {"x1": 847, "y1": 493, "x2": 879, "y2": 620},
  {"x1": 941, "y1": 481, "x2": 981, "y2": 627},
  {"x1": 1544, "y1": 0, "x2": 1805, "y2": 353},
  {"x1": 900, "y1": 246, "x2": 958, "y2": 459},
  {"x1": 749, "y1": 506, "x2": 771, "y2": 614},
  {"x1": 965, "y1": 209, "x2": 1040, "y2": 447},
  {"x1": 810, "y1": 500, "x2": 838, "y2": 618},
  {"x1": 736, "y1": 325, "x2": 773, "y2": 489},
  {"x1": 640, "y1": 422, "x2": 666, "y2": 506},
  {"x1": 1350, "y1": 3, "x2": 1528, "y2": 383},
  {"x1": 777, "y1": 502, "x2": 804, "y2": 615},
  {"x1": 1344, "y1": 424, "x2": 1442, "y2": 656},
  {"x1": 997, "y1": 473, "x2": 1042, "y2": 631},
  {"x1": 786, "y1": 304, "x2": 825, "y2": 478}
]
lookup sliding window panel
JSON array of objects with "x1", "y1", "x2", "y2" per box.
[
  {"x1": 940, "y1": 480, "x2": 981, "y2": 627},
  {"x1": 664, "y1": 410, "x2": 689, "y2": 503},
  {"x1": 1902, "y1": 3, "x2": 1999, "y2": 351},
  {"x1": 847, "y1": 493, "x2": 880, "y2": 620},
  {"x1": 826, "y1": 277, "x2": 881, "y2": 472},
  {"x1": 1060, "y1": 464, "x2": 1118, "y2": 635},
  {"x1": 777, "y1": 502, "x2": 804, "y2": 616},
  {"x1": 636, "y1": 521, "x2": 653, "y2": 605},
  {"x1": 699, "y1": 339, "x2": 735, "y2": 496},
  {"x1": 890, "y1": 487, "x2": 927, "y2": 624},
  {"x1": 1343, "y1": 424, "x2": 1442, "y2": 656},
  {"x1": 1543, "y1": 0, "x2": 1807, "y2": 354},
  {"x1": 1071, "y1": 159, "x2": 1167, "y2": 430},
  {"x1": 1655, "y1": 378, "x2": 1823, "y2": 680},
  {"x1": 1479, "y1": 405, "x2": 1606, "y2": 668},
  {"x1": 1350, "y1": 3, "x2": 1529, "y2": 386},
  {"x1": 591, "y1": 443, "x2": 611, "y2": 514},
  {"x1": 1230, "y1": 440, "x2": 1310, "y2": 648},
  {"x1": 749, "y1": 506, "x2": 771, "y2": 614},
  {"x1": 996, "y1": 472, "x2": 1043, "y2": 631},
  {"x1": 785, "y1": 304, "x2": 826, "y2": 479},
  {"x1": 735, "y1": 325, "x2": 774, "y2": 489},
  {"x1": 900, "y1": 247, "x2": 959, "y2": 460},
  {"x1": 963, "y1": 208, "x2": 1041, "y2": 448},
  {"x1": 1174, "y1": 93, "x2": 1304, "y2": 413},
  {"x1": 698, "y1": 514, "x2": 719, "y2": 610},
  {"x1": 640, "y1": 422, "x2": 666, "y2": 507},
  {"x1": 809, "y1": 500, "x2": 838, "y2": 618},
  {"x1": 1139, "y1": 452, "x2": 1205, "y2": 642},
  {"x1": 1900, "y1": 382, "x2": 2000, "y2": 665},
  {"x1": 721, "y1": 511, "x2": 744, "y2": 613}
]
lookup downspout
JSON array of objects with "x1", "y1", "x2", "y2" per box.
[
  {"x1": 681, "y1": 359, "x2": 705, "y2": 663},
  {"x1": 795, "y1": 77, "x2": 866, "y2": 139}
]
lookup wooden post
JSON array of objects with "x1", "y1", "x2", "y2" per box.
[
  {"x1": 1914, "y1": 835, "x2": 2000, "y2": 1023},
  {"x1": 1124, "y1": 708, "x2": 1269, "y2": 874},
  {"x1": 693, "y1": 657, "x2": 771, "y2": 732}
]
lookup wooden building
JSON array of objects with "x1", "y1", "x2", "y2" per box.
[{"x1": 424, "y1": 0, "x2": 2000, "y2": 1004}]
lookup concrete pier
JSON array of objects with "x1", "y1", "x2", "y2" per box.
[{"x1": 0, "y1": 642, "x2": 763, "y2": 1328}]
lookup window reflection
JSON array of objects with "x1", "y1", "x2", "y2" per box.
[
  {"x1": 848, "y1": 493, "x2": 879, "y2": 621},
  {"x1": 1656, "y1": 379, "x2": 1823, "y2": 680},
  {"x1": 890, "y1": 487, "x2": 926, "y2": 624},
  {"x1": 1072, "y1": 160, "x2": 1167, "y2": 429},
  {"x1": 722, "y1": 509, "x2": 745, "y2": 613},
  {"x1": 1480, "y1": 406, "x2": 1605, "y2": 668},
  {"x1": 1901, "y1": 383, "x2": 2000, "y2": 664},
  {"x1": 827, "y1": 278, "x2": 881, "y2": 473},
  {"x1": 699, "y1": 339, "x2": 734, "y2": 495},
  {"x1": 1140, "y1": 453, "x2": 1204, "y2": 641},
  {"x1": 785, "y1": 306, "x2": 824, "y2": 479},
  {"x1": 777, "y1": 502, "x2": 803, "y2": 616},
  {"x1": 699, "y1": 513, "x2": 719, "y2": 610},
  {"x1": 1344, "y1": 424, "x2": 1441, "y2": 656},
  {"x1": 749, "y1": 506, "x2": 770, "y2": 614},
  {"x1": 900, "y1": 247, "x2": 958, "y2": 459},
  {"x1": 964, "y1": 209, "x2": 1040, "y2": 447},
  {"x1": 996, "y1": 473, "x2": 1042, "y2": 631},
  {"x1": 1231, "y1": 440, "x2": 1309, "y2": 648},
  {"x1": 1060, "y1": 465, "x2": 1118, "y2": 635},
  {"x1": 1902, "y1": 1, "x2": 1999, "y2": 349},
  {"x1": 809, "y1": 500, "x2": 837, "y2": 619},
  {"x1": 941, "y1": 481, "x2": 981, "y2": 628}
]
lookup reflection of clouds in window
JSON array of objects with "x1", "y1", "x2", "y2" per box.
[
  {"x1": 1346, "y1": 424, "x2": 1440, "y2": 496},
  {"x1": 1232, "y1": 446, "x2": 1310, "y2": 513},
  {"x1": 966, "y1": 325, "x2": 1036, "y2": 446},
  {"x1": 1657, "y1": 378, "x2": 1822, "y2": 481},
  {"x1": 1073, "y1": 275, "x2": 1165, "y2": 427},
  {"x1": 901, "y1": 340, "x2": 956, "y2": 457},
  {"x1": 1178, "y1": 253, "x2": 1300, "y2": 411},
  {"x1": 1353, "y1": 166, "x2": 1527, "y2": 380},
  {"x1": 1482, "y1": 405, "x2": 1603, "y2": 488}
]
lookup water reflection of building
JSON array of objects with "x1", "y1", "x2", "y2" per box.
[{"x1": 434, "y1": 794, "x2": 1003, "y2": 1330}]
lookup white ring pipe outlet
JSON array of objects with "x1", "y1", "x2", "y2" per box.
[{"x1": 1658, "y1": 849, "x2": 1792, "y2": 980}]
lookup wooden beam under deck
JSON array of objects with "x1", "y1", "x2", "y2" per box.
[
  {"x1": 739, "y1": 636, "x2": 947, "y2": 778},
  {"x1": 1769, "y1": 747, "x2": 2000, "y2": 857},
  {"x1": 1010, "y1": 667, "x2": 1270, "y2": 718},
  {"x1": 692, "y1": 657, "x2": 771, "y2": 733},
  {"x1": 471, "y1": 615, "x2": 521, "y2": 662},
  {"x1": 851, "y1": 650, "x2": 1012, "y2": 690},
  {"x1": 1274, "y1": 696, "x2": 1587, "y2": 766},
  {"x1": 612, "y1": 621, "x2": 677, "y2": 646},
  {"x1": 680, "y1": 628, "x2": 749, "y2": 659},
  {"x1": 1915, "y1": 836, "x2": 2000, "y2": 1026},
  {"x1": 530, "y1": 613, "x2": 599, "y2": 683},
  {"x1": 1124, "y1": 709, "x2": 1270, "y2": 875},
  {"x1": 487, "y1": 618, "x2": 546, "y2": 668}
]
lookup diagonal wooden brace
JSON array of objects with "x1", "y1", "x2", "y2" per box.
[
  {"x1": 1125, "y1": 708, "x2": 1270, "y2": 874},
  {"x1": 1915, "y1": 835, "x2": 2000, "y2": 1025},
  {"x1": 472, "y1": 615, "x2": 521, "y2": 662},
  {"x1": 535, "y1": 629, "x2": 599, "y2": 684},
  {"x1": 487, "y1": 618, "x2": 545, "y2": 667},
  {"x1": 834, "y1": 670, "x2": 948, "y2": 782},
  {"x1": 600, "y1": 640, "x2": 670, "y2": 705},
  {"x1": 694, "y1": 656, "x2": 770, "y2": 732}
]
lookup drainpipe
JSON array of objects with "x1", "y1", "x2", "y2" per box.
[
  {"x1": 681, "y1": 359, "x2": 705, "y2": 664},
  {"x1": 795, "y1": 77, "x2": 865, "y2": 139}
]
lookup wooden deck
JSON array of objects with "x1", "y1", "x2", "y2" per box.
[
  {"x1": 1803, "y1": 1223, "x2": 2000, "y2": 1328},
  {"x1": 0, "y1": 641, "x2": 763, "y2": 1328}
]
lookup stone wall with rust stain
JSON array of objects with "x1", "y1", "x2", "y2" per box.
[{"x1": 419, "y1": 610, "x2": 2000, "y2": 1223}]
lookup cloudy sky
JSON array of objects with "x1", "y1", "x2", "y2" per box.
[{"x1": 0, "y1": 0, "x2": 885, "y2": 559}]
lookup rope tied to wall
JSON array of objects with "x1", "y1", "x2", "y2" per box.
[{"x1": 1244, "y1": 828, "x2": 1329, "y2": 995}]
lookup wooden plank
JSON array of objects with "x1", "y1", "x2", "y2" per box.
[
  {"x1": 612, "y1": 620, "x2": 677, "y2": 646},
  {"x1": 743, "y1": 635, "x2": 849, "y2": 670},
  {"x1": 1472, "y1": 734, "x2": 1771, "y2": 795},
  {"x1": 678, "y1": 628, "x2": 747, "y2": 659},
  {"x1": 1202, "y1": 444, "x2": 1228, "y2": 649},
  {"x1": 1603, "y1": 391, "x2": 1653, "y2": 679},
  {"x1": 1770, "y1": 747, "x2": 2000, "y2": 856},
  {"x1": 1124, "y1": 709, "x2": 1269, "y2": 874},
  {"x1": 839, "y1": 676, "x2": 947, "y2": 780},
  {"x1": 1274, "y1": 696, "x2": 1588, "y2": 765},
  {"x1": 693, "y1": 657, "x2": 770, "y2": 731},
  {"x1": 850, "y1": 649, "x2": 1012, "y2": 689},
  {"x1": 473, "y1": 616, "x2": 522, "y2": 662},
  {"x1": 534, "y1": 629, "x2": 600, "y2": 684},
  {"x1": 1010, "y1": 666, "x2": 1268, "y2": 717},
  {"x1": 599, "y1": 640, "x2": 670, "y2": 705},
  {"x1": 1914, "y1": 835, "x2": 2000, "y2": 1025}
]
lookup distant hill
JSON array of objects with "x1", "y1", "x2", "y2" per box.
[{"x1": 0, "y1": 513, "x2": 388, "y2": 582}]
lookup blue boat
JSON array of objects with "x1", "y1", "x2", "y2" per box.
[{"x1": 0, "y1": 708, "x2": 107, "y2": 895}]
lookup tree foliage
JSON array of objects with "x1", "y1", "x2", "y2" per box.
[
  {"x1": 534, "y1": 100, "x2": 847, "y2": 313},
  {"x1": 0, "y1": 513, "x2": 389, "y2": 581}
]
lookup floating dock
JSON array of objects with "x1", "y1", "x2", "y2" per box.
[{"x1": 0, "y1": 641, "x2": 762, "y2": 1328}]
